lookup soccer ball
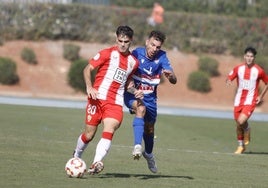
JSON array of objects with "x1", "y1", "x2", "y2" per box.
[{"x1": 65, "y1": 157, "x2": 87, "y2": 178}]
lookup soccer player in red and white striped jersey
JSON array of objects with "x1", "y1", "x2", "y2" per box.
[
  {"x1": 72, "y1": 25, "x2": 143, "y2": 174},
  {"x1": 226, "y1": 46, "x2": 268, "y2": 154}
]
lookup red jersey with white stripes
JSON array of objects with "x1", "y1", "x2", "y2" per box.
[
  {"x1": 228, "y1": 63, "x2": 268, "y2": 107},
  {"x1": 89, "y1": 46, "x2": 139, "y2": 106}
]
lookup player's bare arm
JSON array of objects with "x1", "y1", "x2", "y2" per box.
[
  {"x1": 126, "y1": 80, "x2": 144, "y2": 99},
  {"x1": 163, "y1": 69, "x2": 177, "y2": 84},
  {"x1": 256, "y1": 83, "x2": 268, "y2": 104},
  {"x1": 83, "y1": 64, "x2": 98, "y2": 99}
]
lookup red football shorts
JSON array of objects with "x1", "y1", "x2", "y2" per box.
[
  {"x1": 85, "y1": 98, "x2": 123, "y2": 126},
  {"x1": 234, "y1": 105, "x2": 255, "y2": 120}
]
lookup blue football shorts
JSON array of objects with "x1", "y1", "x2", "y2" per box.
[{"x1": 124, "y1": 92, "x2": 157, "y2": 124}]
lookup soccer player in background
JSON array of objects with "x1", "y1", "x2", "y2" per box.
[
  {"x1": 226, "y1": 46, "x2": 268, "y2": 154},
  {"x1": 72, "y1": 25, "x2": 143, "y2": 174},
  {"x1": 124, "y1": 30, "x2": 177, "y2": 173}
]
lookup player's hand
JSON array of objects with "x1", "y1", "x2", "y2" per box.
[
  {"x1": 86, "y1": 86, "x2": 98, "y2": 100},
  {"x1": 134, "y1": 90, "x2": 144, "y2": 99},
  {"x1": 256, "y1": 96, "x2": 262, "y2": 104},
  {"x1": 163, "y1": 69, "x2": 177, "y2": 84},
  {"x1": 226, "y1": 79, "x2": 232, "y2": 86},
  {"x1": 163, "y1": 69, "x2": 173, "y2": 78}
]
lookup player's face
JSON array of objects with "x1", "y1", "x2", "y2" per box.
[
  {"x1": 244, "y1": 52, "x2": 255, "y2": 66},
  {"x1": 145, "y1": 37, "x2": 162, "y2": 59},
  {"x1": 116, "y1": 35, "x2": 132, "y2": 54}
]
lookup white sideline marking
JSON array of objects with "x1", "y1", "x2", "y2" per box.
[{"x1": 1, "y1": 95, "x2": 268, "y2": 122}]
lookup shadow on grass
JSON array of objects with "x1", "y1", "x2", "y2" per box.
[
  {"x1": 245, "y1": 151, "x2": 268, "y2": 155},
  {"x1": 95, "y1": 173, "x2": 194, "y2": 180}
]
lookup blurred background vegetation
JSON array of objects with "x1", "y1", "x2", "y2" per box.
[
  {"x1": 0, "y1": 0, "x2": 267, "y2": 56},
  {"x1": 0, "y1": 0, "x2": 267, "y2": 93},
  {"x1": 113, "y1": 0, "x2": 268, "y2": 18}
]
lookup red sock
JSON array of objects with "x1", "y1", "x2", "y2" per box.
[
  {"x1": 81, "y1": 133, "x2": 90, "y2": 144},
  {"x1": 102, "y1": 132, "x2": 113, "y2": 140}
]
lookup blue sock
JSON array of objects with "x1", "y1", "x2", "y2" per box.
[
  {"x1": 133, "y1": 117, "x2": 144, "y2": 145},
  {"x1": 143, "y1": 133, "x2": 154, "y2": 154}
]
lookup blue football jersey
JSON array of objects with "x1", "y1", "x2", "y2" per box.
[{"x1": 132, "y1": 47, "x2": 174, "y2": 99}]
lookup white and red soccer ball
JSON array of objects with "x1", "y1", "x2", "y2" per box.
[{"x1": 65, "y1": 158, "x2": 87, "y2": 178}]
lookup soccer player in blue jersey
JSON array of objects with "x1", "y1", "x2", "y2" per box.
[{"x1": 124, "y1": 30, "x2": 177, "y2": 173}]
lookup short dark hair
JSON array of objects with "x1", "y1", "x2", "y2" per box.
[
  {"x1": 244, "y1": 46, "x2": 257, "y2": 56},
  {"x1": 116, "y1": 25, "x2": 134, "y2": 39},
  {"x1": 149, "y1": 30, "x2": 166, "y2": 43}
]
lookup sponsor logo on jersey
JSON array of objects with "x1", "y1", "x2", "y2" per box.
[{"x1": 113, "y1": 68, "x2": 127, "y2": 84}]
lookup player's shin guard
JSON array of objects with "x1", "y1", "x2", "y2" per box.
[{"x1": 133, "y1": 117, "x2": 144, "y2": 145}]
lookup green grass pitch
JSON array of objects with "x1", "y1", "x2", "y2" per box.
[{"x1": 0, "y1": 104, "x2": 268, "y2": 188}]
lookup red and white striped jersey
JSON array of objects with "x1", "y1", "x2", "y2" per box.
[
  {"x1": 89, "y1": 46, "x2": 139, "y2": 106},
  {"x1": 228, "y1": 63, "x2": 268, "y2": 106}
]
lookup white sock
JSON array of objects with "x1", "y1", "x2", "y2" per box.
[
  {"x1": 238, "y1": 140, "x2": 244, "y2": 146},
  {"x1": 93, "y1": 138, "x2": 111, "y2": 163},
  {"x1": 74, "y1": 134, "x2": 88, "y2": 158}
]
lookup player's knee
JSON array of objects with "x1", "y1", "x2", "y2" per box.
[
  {"x1": 236, "y1": 118, "x2": 247, "y2": 126},
  {"x1": 136, "y1": 105, "x2": 146, "y2": 116},
  {"x1": 144, "y1": 125, "x2": 154, "y2": 135}
]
